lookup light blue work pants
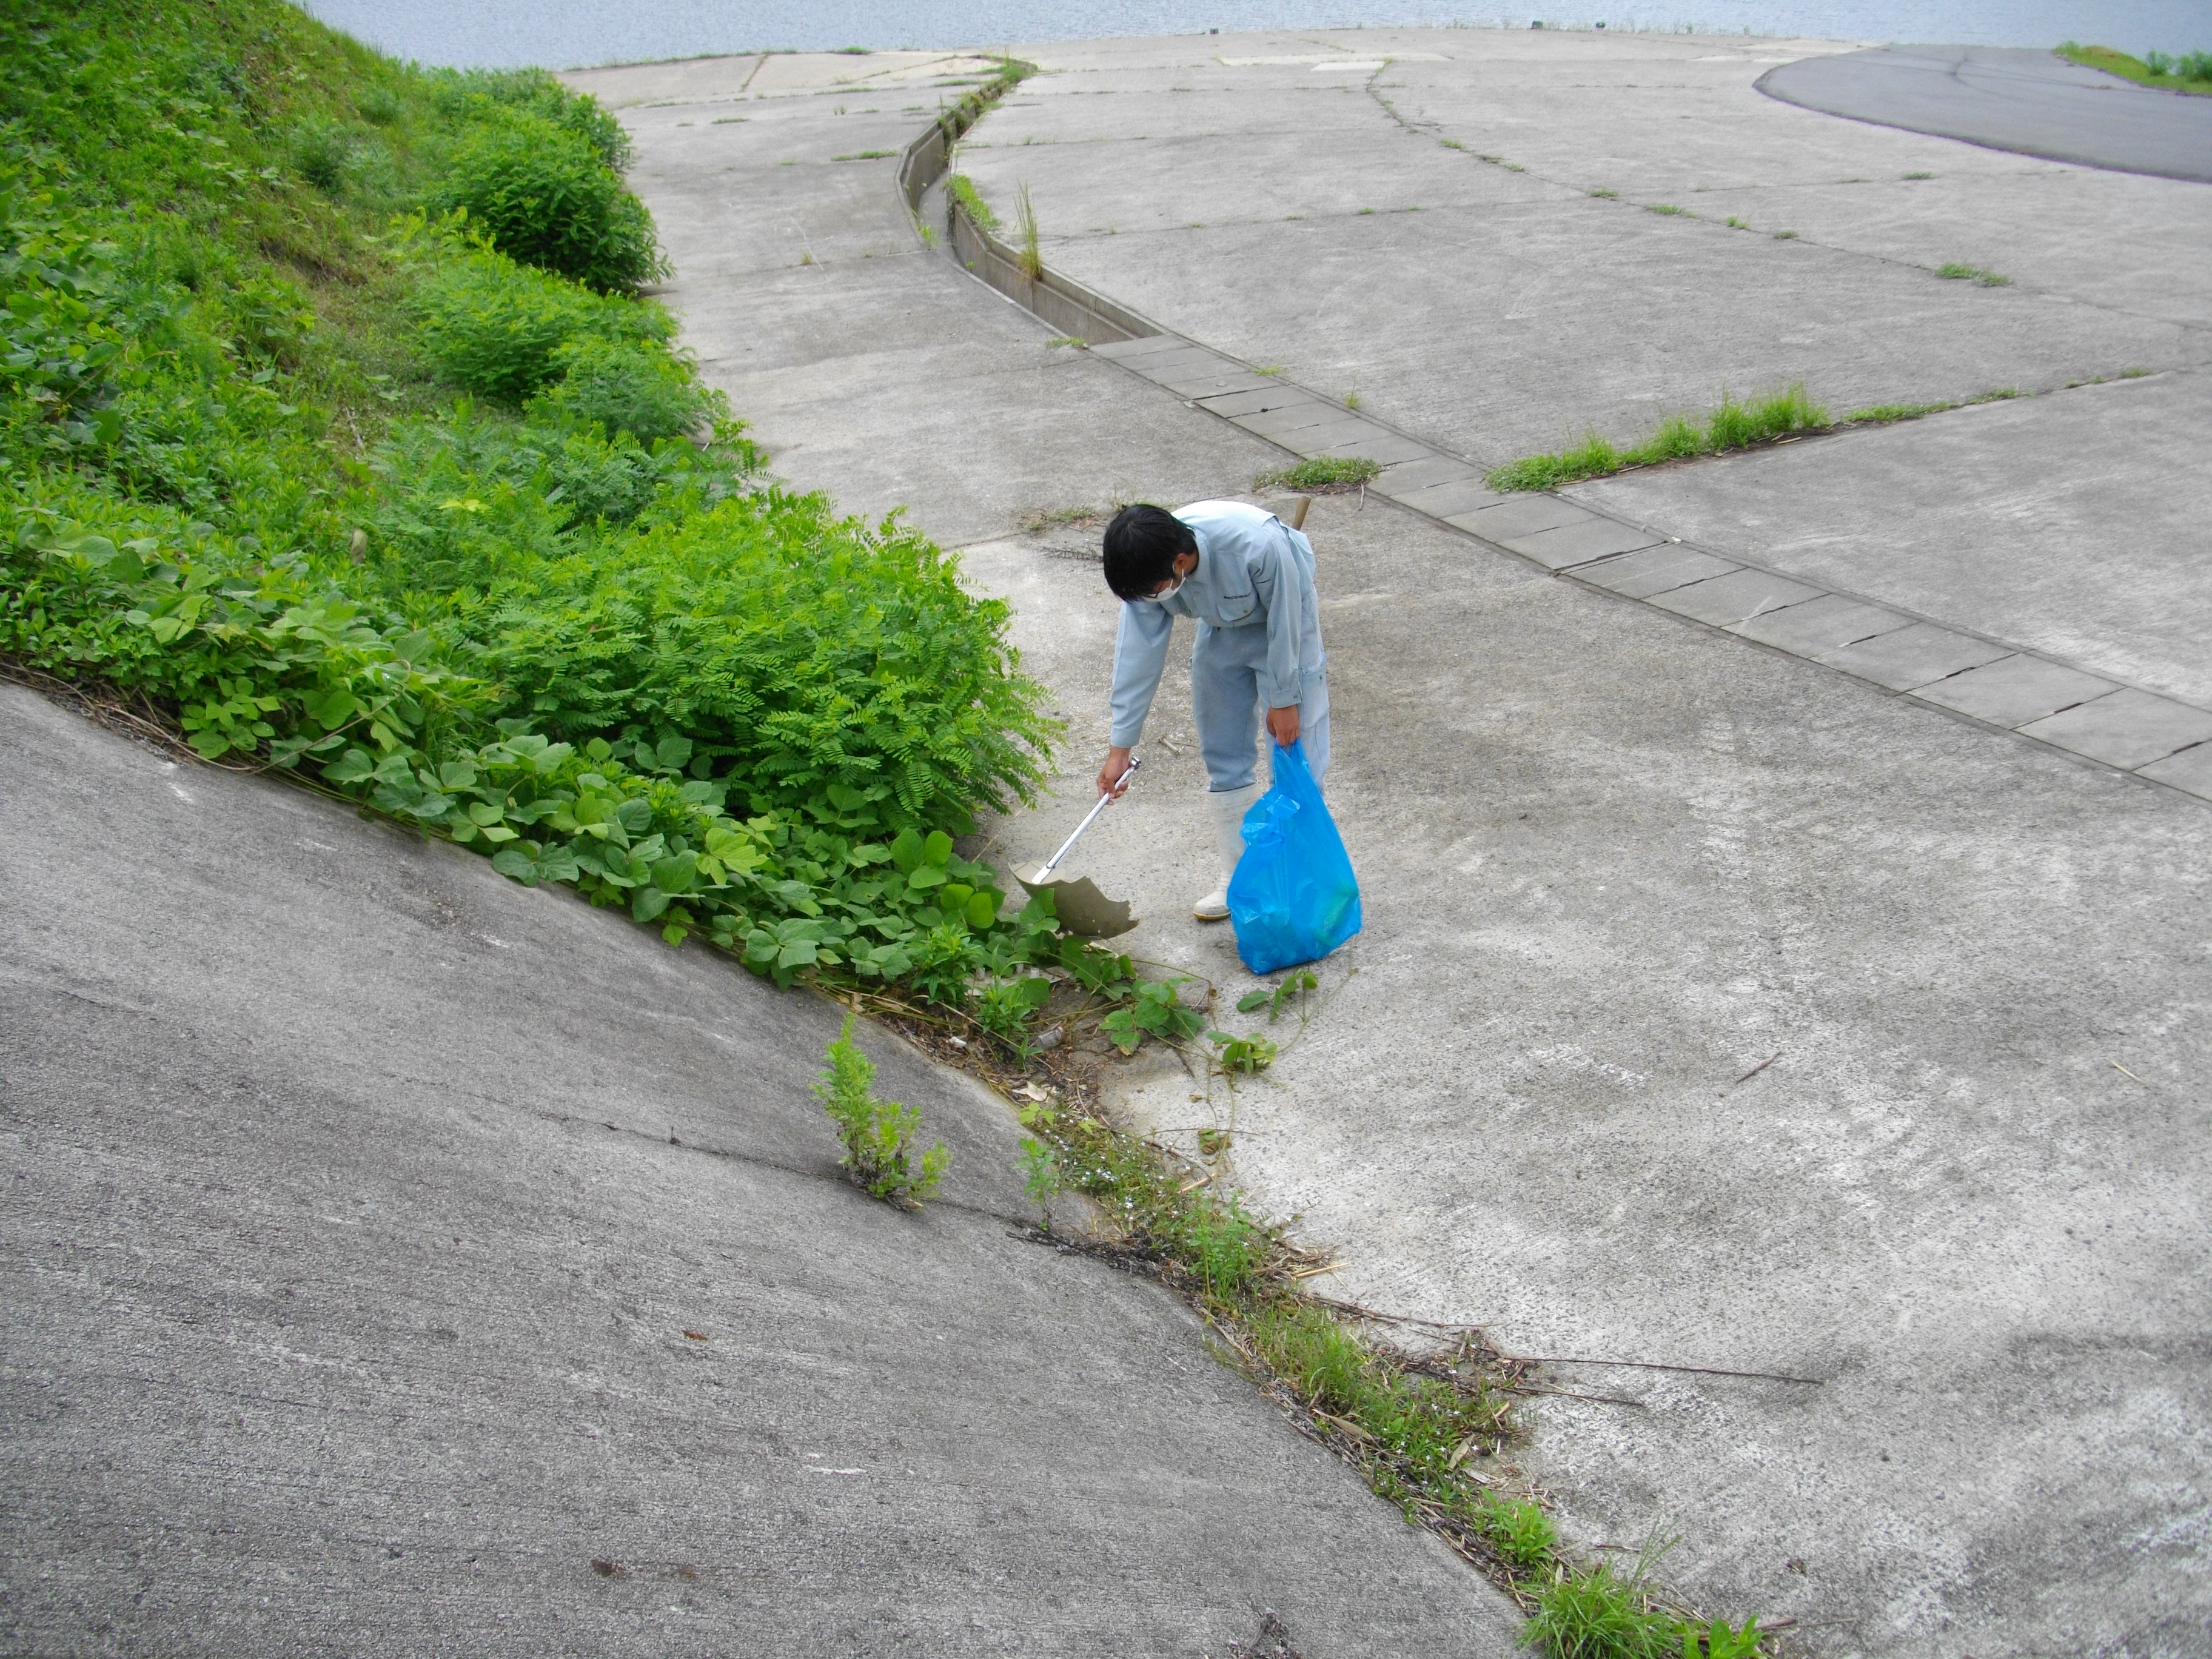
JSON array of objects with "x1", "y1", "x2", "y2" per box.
[{"x1": 1191, "y1": 622, "x2": 1330, "y2": 793}]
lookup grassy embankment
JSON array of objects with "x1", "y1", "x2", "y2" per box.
[
  {"x1": 2057, "y1": 42, "x2": 2212, "y2": 94},
  {"x1": 0, "y1": 7, "x2": 1770, "y2": 1650}
]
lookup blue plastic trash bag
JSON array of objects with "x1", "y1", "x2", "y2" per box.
[{"x1": 1227, "y1": 740, "x2": 1362, "y2": 975}]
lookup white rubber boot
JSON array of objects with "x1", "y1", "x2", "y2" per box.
[{"x1": 1193, "y1": 782, "x2": 1262, "y2": 921}]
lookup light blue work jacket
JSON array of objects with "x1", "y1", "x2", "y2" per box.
[{"x1": 1108, "y1": 500, "x2": 1326, "y2": 749}]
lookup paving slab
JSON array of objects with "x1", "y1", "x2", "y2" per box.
[
  {"x1": 1371, "y1": 455, "x2": 1486, "y2": 495},
  {"x1": 1299, "y1": 427, "x2": 1432, "y2": 465},
  {"x1": 1647, "y1": 566, "x2": 1828, "y2": 628},
  {"x1": 1572, "y1": 543, "x2": 1738, "y2": 600},
  {"x1": 2018, "y1": 687, "x2": 2212, "y2": 771},
  {"x1": 1910, "y1": 654, "x2": 2119, "y2": 729},
  {"x1": 2137, "y1": 742, "x2": 2212, "y2": 801},
  {"x1": 1812, "y1": 620, "x2": 2013, "y2": 691},
  {"x1": 1447, "y1": 494, "x2": 1592, "y2": 543},
  {"x1": 1387, "y1": 476, "x2": 1505, "y2": 520},
  {"x1": 1499, "y1": 514, "x2": 1668, "y2": 571},
  {"x1": 1731, "y1": 592, "x2": 1915, "y2": 655},
  {"x1": 1196, "y1": 384, "x2": 1314, "y2": 417}
]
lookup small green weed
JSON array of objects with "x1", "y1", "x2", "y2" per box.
[
  {"x1": 1255, "y1": 363, "x2": 1284, "y2": 375},
  {"x1": 1937, "y1": 262, "x2": 2011, "y2": 286},
  {"x1": 1258, "y1": 456, "x2": 1381, "y2": 493},
  {"x1": 816, "y1": 1014, "x2": 949, "y2": 1207},
  {"x1": 1100, "y1": 977, "x2": 1205, "y2": 1054},
  {"x1": 1343, "y1": 391, "x2": 1362, "y2": 409},
  {"x1": 1903, "y1": 169, "x2": 1934, "y2": 178},
  {"x1": 831, "y1": 149, "x2": 896, "y2": 161},
  {"x1": 1443, "y1": 138, "x2": 1467, "y2": 149},
  {"x1": 1965, "y1": 387, "x2": 2020, "y2": 403},
  {"x1": 1042, "y1": 335, "x2": 1086, "y2": 350},
  {"x1": 1589, "y1": 188, "x2": 1618, "y2": 198},
  {"x1": 1476, "y1": 1494, "x2": 1557, "y2": 1568},
  {"x1": 1486, "y1": 383, "x2": 1829, "y2": 490},
  {"x1": 1207, "y1": 1030, "x2": 1278, "y2": 1073},
  {"x1": 1356, "y1": 207, "x2": 1378, "y2": 215},
  {"x1": 1724, "y1": 215, "x2": 1749, "y2": 229},
  {"x1": 2120, "y1": 367, "x2": 2152, "y2": 378},
  {"x1": 1646, "y1": 203, "x2": 1687, "y2": 216},
  {"x1": 711, "y1": 115, "x2": 747, "y2": 124},
  {"x1": 1772, "y1": 229, "x2": 1798, "y2": 239},
  {"x1": 1238, "y1": 968, "x2": 1319, "y2": 1021}
]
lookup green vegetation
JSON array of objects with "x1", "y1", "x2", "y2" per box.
[
  {"x1": 1903, "y1": 170, "x2": 1934, "y2": 179},
  {"x1": 1588, "y1": 188, "x2": 1618, "y2": 198},
  {"x1": 1485, "y1": 385, "x2": 1829, "y2": 491},
  {"x1": 1014, "y1": 181, "x2": 1042, "y2": 281},
  {"x1": 1937, "y1": 262, "x2": 2012, "y2": 286},
  {"x1": 1724, "y1": 216, "x2": 1749, "y2": 229},
  {"x1": 832, "y1": 149, "x2": 896, "y2": 161},
  {"x1": 816, "y1": 1014, "x2": 948, "y2": 1206},
  {"x1": 1646, "y1": 203, "x2": 1688, "y2": 216},
  {"x1": 945, "y1": 172, "x2": 998, "y2": 233},
  {"x1": 1843, "y1": 401, "x2": 1951, "y2": 423},
  {"x1": 1256, "y1": 456, "x2": 1383, "y2": 493},
  {"x1": 0, "y1": 0, "x2": 1125, "y2": 1051},
  {"x1": 2058, "y1": 42, "x2": 2212, "y2": 93}
]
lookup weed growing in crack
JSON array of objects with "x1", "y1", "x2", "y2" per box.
[
  {"x1": 1588, "y1": 187, "x2": 1618, "y2": 198},
  {"x1": 1772, "y1": 229, "x2": 1798, "y2": 239},
  {"x1": 1014, "y1": 181, "x2": 1043, "y2": 281},
  {"x1": 1724, "y1": 215, "x2": 1749, "y2": 229},
  {"x1": 816, "y1": 1014, "x2": 948, "y2": 1207},
  {"x1": 1646, "y1": 203, "x2": 1687, "y2": 216},
  {"x1": 1256, "y1": 457, "x2": 1381, "y2": 492},
  {"x1": 946, "y1": 172, "x2": 998, "y2": 233},
  {"x1": 1207, "y1": 1030, "x2": 1278, "y2": 1073},
  {"x1": 1486, "y1": 384, "x2": 1829, "y2": 491},
  {"x1": 1937, "y1": 262, "x2": 2011, "y2": 286}
]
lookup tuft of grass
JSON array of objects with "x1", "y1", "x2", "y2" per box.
[
  {"x1": 1964, "y1": 386, "x2": 2020, "y2": 403},
  {"x1": 831, "y1": 149, "x2": 896, "y2": 161},
  {"x1": 1015, "y1": 181, "x2": 1043, "y2": 281},
  {"x1": 1724, "y1": 215, "x2": 1749, "y2": 229},
  {"x1": 1646, "y1": 203, "x2": 1688, "y2": 215},
  {"x1": 2120, "y1": 366, "x2": 2153, "y2": 378},
  {"x1": 1442, "y1": 138, "x2": 1467, "y2": 149},
  {"x1": 1903, "y1": 169, "x2": 1934, "y2": 178},
  {"x1": 1343, "y1": 390, "x2": 1362, "y2": 410},
  {"x1": 946, "y1": 172, "x2": 999, "y2": 233},
  {"x1": 1356, "y1": 206, "x2": 1378, "y2": 215},
  {"x1": 1524, "y1": 1563, "x2": 1682, "y2": 1659},
  {"x1": 1937, "y1": 262, "x2": 2012, "y2": 286},
  {"x1": 2058, "y1": 42, "x2": 2212, "y2": 94},
  {"x1": 1258, "y1": 456, "x2": 1382, "y2": 493},
  {"x1": 1772, "y1": 229, "x2": 1798, "y2": 239},
  {"x1": 1486, "y1": 383, "x2": 1830, "y2": 490},
  {"x1": 816, "y1": 1014, "x2": 948, "y2": 1208},
  {"x1": 710, "y1": 115, "x2": 747, "y2": 124},
  {"x1": 1020, "y1": 503, "x2": 1100, "y2": 531},
  {"x1": 1042, "y1": 335, "x2": 1087, "y2": 350}
]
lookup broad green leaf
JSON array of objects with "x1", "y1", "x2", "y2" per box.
[{"x1": 922, "y1": 830, "x2": 954, "y2": 868}]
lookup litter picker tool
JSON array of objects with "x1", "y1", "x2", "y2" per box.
[{"x1": 1016, "y1": 757, "x2": 1141, "y2": 938}]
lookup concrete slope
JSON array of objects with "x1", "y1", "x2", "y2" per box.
[
  {"x1": 0, "y1": 683, "x2": 1526, "y2": 1657},
  {"x1": 585, "y1": 38, "x2": 2212, "y2": 1658}
]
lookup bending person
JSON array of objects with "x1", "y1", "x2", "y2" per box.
[{"x1": 1095, "y1": 500, "x2": 1329, "y2": 920}]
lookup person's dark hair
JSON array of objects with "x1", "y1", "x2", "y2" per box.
[{"x1": 1101, "y1": 504, "x2": 1196, "y2": 602}]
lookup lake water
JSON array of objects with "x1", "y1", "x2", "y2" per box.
[{"x1": 293, "y1": 0, "x2": 2211, "y2": 72}]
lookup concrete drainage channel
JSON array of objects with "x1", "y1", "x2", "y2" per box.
[{"x1": 896, "y1": 85, "x2": 2212, "y2": 807}]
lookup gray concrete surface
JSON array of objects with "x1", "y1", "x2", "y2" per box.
[
  {"x1": 0, "y1": 681, "x2": 1530, "y2": 1658},
  {"x1": 1570, "y1": 366, "x2": 2212, "y2": 709},
  {"x1": 586, "y1": 38, "x2": 2212, "y2": 1658},
  {"x1": 1759, "y1": 45, "x2": 2212, "y2": 184}
]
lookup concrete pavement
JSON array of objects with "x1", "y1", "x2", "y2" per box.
[{"x1": 586, "y1": 33, "x2": 2212, "y2": 1658}]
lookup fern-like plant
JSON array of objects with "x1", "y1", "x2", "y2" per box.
[{"x1": 815, "y1": 1014, "x2": 948, "y2": 1208}]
